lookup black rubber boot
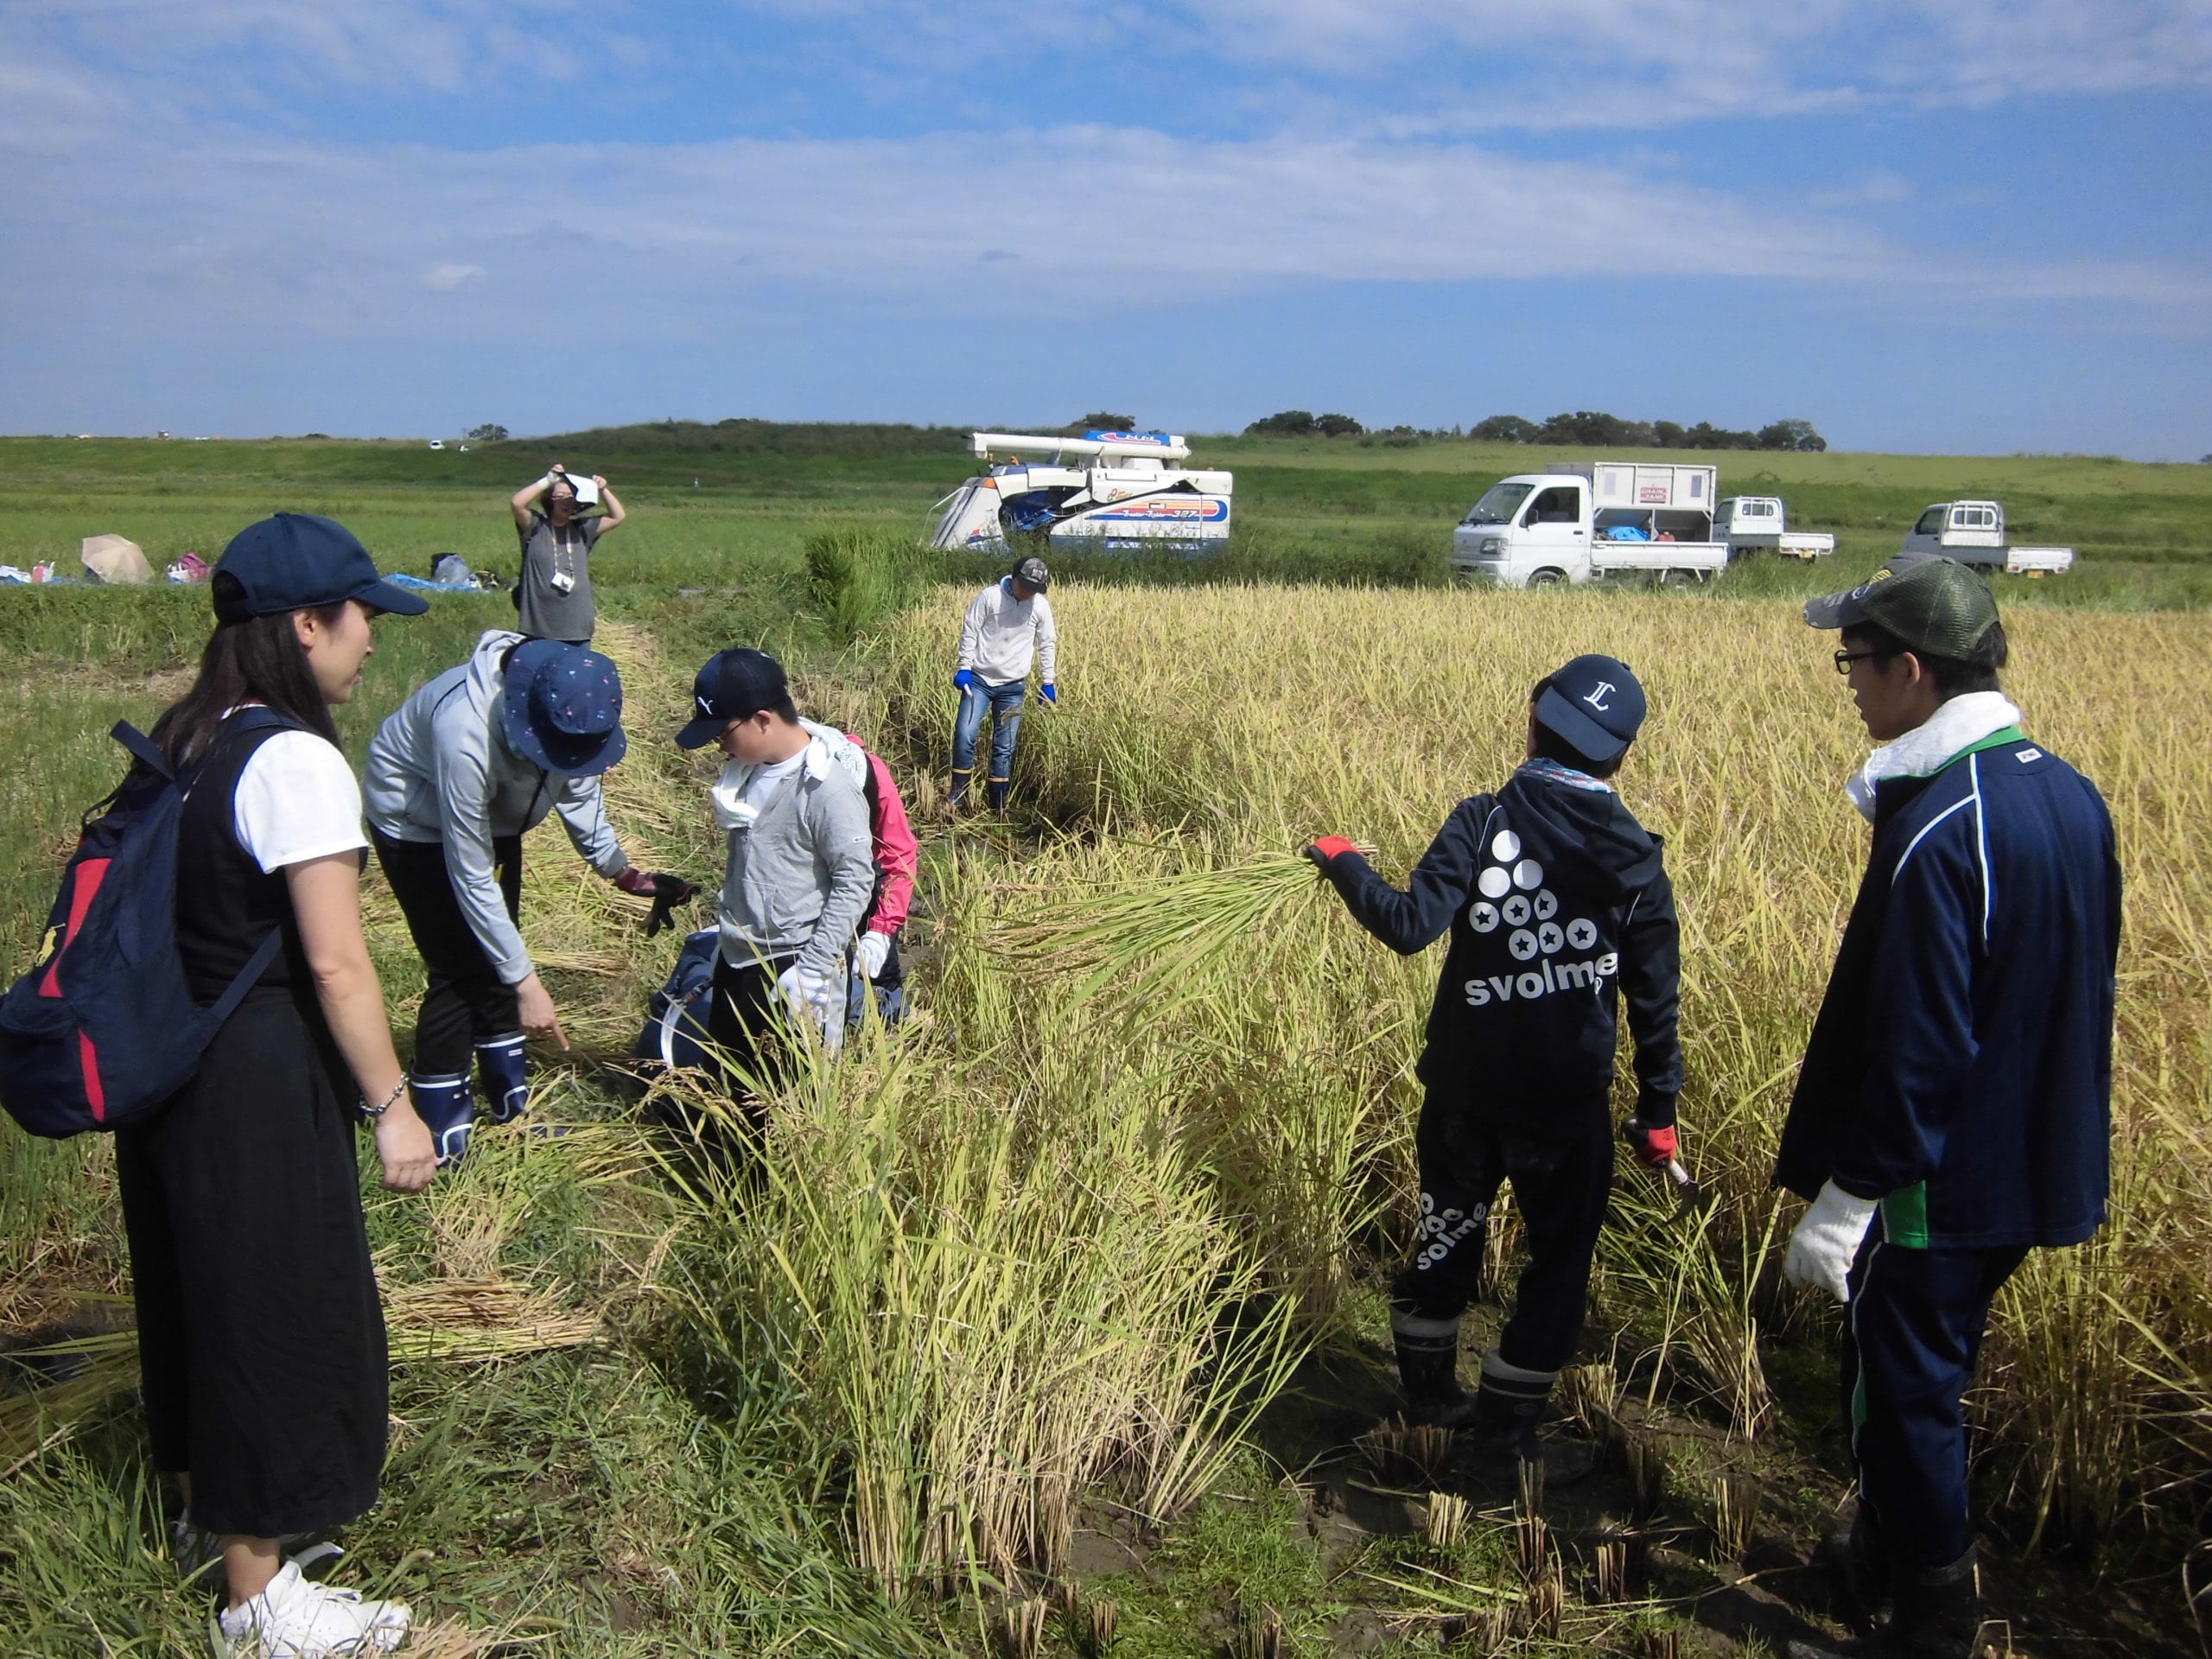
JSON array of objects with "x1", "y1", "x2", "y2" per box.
[
  {"x1": 1817, "y1": 1507, "x2": 1891, "y2": 1633},
  {"x1": 987, "y1": 777, "x2": 1010, "y2": 813},
  {"x1": 1471, "y1": 1380, "x2": 1545, "y2": 1464},
  {"x1": 1394, "y1": 1338, "x2": 1479, "y2": 1428},
  {"x1": 949, "y1": 767, "x2": 971, "y2": 808},
  {"x1": 1881, "y1": 1547, "x2": 1981, "y2": 1659}
]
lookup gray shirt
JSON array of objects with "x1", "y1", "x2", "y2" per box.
[
  {"x1": 709, "y1": 735, "x2": 874, "y2": 979},
  {"x1": 516, "y1": 510, "x2": 604, "y2": 642},
  {"x1": 364, "y1": 629, "x2": 629, "y2": 983}
]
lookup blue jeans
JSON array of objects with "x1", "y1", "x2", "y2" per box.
[{"x1": 951, "y1": 678, "x2": 1026, "y2": 799}]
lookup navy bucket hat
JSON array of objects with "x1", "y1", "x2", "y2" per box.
[
  {"x1": 501, "y1": 640, "x2": 626, "y2": 776},
  {"x1": 213, "y1": 512, "x2": 429, "y2": 621},
  {"x1": 1534, "y1": 653, "x2": 1646, "y2": 765}
]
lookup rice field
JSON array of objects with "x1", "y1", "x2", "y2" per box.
[{"x1": 4, "y1": 451, "x2": 2212, "y2": 1650}]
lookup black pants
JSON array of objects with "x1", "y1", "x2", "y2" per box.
[
  {"x1": 114, "y1": 992, "x2": 387, "y2": 1538},
  {"x1": 1844, "y1": 1236, "x2": 2028, "y2": 1571},
  {"x1": 703, "y1": 953, "x2": 799, "y2": 1107},
  {"x1": 1391, "y1": 1101, "x2": 1614, "y2": 1377},
  {"x1": 372, "y1": 829, "x2": 523, "y2": 1077}
]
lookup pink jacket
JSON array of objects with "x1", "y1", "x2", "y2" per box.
[{"x1": 855, "y1": 741, "x2": 917, "y2": 938}]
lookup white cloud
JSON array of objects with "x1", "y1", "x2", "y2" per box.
[{"x1": 423, "y1": 261, "x2": 487, "y2": 289}]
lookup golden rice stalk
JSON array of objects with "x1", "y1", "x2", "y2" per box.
[
  {"x1": 988, "y1": 849, "x2": 1325, "y2": 1014},
  {"x1": 383, "y1": 1275, "x2": 601, "y2": 1363}
]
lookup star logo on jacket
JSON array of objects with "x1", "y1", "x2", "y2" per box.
[{"x1": 1584, "y1": 681, "x2": 1616, "y2": 711}]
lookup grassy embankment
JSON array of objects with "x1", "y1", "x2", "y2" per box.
[{"x1": 3, "y1": 430, "x2": 2210, "y2": 1654}]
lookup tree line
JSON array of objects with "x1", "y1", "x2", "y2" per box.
[{"x1": 1244, "y1": 409, "x2": 1827, "y2": 452}]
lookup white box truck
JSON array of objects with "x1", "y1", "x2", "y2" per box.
[
  {"x1": 1451, "y1": 461, "x2": 1729, "y2": 588},
  {"x1": 1715, "y1": 496, "x2": 1834, "y2": 559},
  {"x1": 1899, "y1": 500, "x2": 2074, "y2": 575}
]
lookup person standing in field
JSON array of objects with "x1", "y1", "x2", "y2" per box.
[
  {"x1": 676, "y1": 648, "x2": 874, "y2": 1124},
  {"x1": 951, "y1": 554, "x2": 1057, "y2": 812},
  {"x1": 1781, "y1": 561, "x2": 2120, "y2": 1659},
  {"x1": 119, "y1": 514, "x2": 434, "y2": 1654},
  {"x1": 510, "y1": 463, "x2": 626, "y2": 644},
  {"x1": 363, "y1": 631, "x2": 690, "y2": 1164},
  {"x1": 793, "y1": 718, "x2": 919, "y2": 1034},
  {"x1": 1304, "y1": 655, "x2": 1682, "y2": 1463}
]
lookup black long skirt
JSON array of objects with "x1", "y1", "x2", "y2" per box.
[{"x1": 114, "y1": 989, "x2": 388, "y2": 1539}]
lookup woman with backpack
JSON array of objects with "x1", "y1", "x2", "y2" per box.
[{"x1": 119, "y1": 513, "x2": 435, "y2": 1656}]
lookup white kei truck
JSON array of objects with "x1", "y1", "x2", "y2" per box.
[
  {"x1": 1715, "y1": 496, "x2": 1835, "y2": 559},
  {"x1": 1451, "y1": 461, "x2": 1729, "y2": 588},
  {"x1": 927, "y1": 430, "x2": 1233, "y2": 555},
  {"x1": 1899, "y1": 500, "x2": 2075, "y2": 575}
]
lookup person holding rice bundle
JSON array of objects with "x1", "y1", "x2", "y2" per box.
[
  {"x1": 118, "y1": 513, "x2": 432, "y2": 1653},
  {"x1": 1782, "y1": 560, "x2": 2120, "y2": 1658},
  {"x1": 363, "y1": 631, "x2": 691, "y2": 1165},
  {"x1": 1304, "y1": 654, "x2": 1682, "y2": 1465}
]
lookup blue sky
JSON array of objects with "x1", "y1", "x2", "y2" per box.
[{"x1": 3, "y1": 1, "x2": 2209, "y2": 456}]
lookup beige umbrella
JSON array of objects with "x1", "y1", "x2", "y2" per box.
[{"x1": 79, "y1": 534, "x2": 154, "y2": 585}]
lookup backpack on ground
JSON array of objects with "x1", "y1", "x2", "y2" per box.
[
  {"x1": 633, "y1": 929, "x2": 721, "y2": 1074},
  {"x1": 0, "y1": 711, "x2": 298, "y2": 1137}
]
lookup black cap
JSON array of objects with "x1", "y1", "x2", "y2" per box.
[
  {"x1": 1802, "y1": 558, "x2": 2000, "y2": 659},
  {"x1": 1535, "y1": 653, "x2": 1646, "y2": 764},
  {"x1": 676, "y1": 648, "x2": 788, "y2": 749},
  {"x1": 1012, "y1": 556, "x2": 1050, "y2": 591},
  {"x1": 213, "y1": 512, "x2": 428, "y2": 622}
]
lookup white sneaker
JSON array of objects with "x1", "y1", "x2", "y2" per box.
[{"x1": 213, "y1": 1562, "x2": 410, "y2": 1656}]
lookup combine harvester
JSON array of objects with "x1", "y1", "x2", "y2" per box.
[{"x1": 928, "y1": 431, "x2": 1233, "y2": 556}]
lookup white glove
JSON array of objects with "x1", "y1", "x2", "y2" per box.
[
  {"x1": 855, "y1": 931, "x2": 892, "y2": 981},
  {"x1": 1783, "y1": 1180, "x2": 1880, "y2": 1303},
  {"x1": 774, "y1": 963, "x2": 843, "y2": 1053}
]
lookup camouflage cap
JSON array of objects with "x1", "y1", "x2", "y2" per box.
[{"x1": 1802, "y1": 558, "x2": 2000, "y2": 659}]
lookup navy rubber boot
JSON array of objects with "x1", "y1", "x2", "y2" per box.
[
  {"x1": 475, "y1": 1033, "x2": 530, "y2": 1124},
  {"x1": 987, "y1": 777, "x2": 1010, "y2": 812},
  {"x1": 411, "y1": 1073, "x2": 474, "y2": 1166},
  {"x1": 949, "y1": 766, "x2": 972, "y2": 807}
]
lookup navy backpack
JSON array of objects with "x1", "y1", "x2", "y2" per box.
[
  {"x1": 0, "y1": 711, "x2": 296, "y2": 1138},
  {"x1": 633, "y1": 928, "x2": 721, "y2": 1074}
]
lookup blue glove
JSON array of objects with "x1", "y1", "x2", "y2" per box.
[
  {"x1": 1040, "y1": 683, "x2": 1057, "y2": 704},
  {"x1": 954, "y1": 669, "x2": 976, "y2": 692}
]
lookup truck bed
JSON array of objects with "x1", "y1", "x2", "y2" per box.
[{"x1": 1590, "y1": 540, "x2": 1729, "y2": 575}]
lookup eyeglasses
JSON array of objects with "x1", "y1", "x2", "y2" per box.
[{"x1": 1834, "y1": 649, "x2": 1899, "y2": 675}]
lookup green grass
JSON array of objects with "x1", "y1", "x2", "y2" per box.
[{"x1": 3, "y1": 430, "x2": 2209, "y2": 1657}]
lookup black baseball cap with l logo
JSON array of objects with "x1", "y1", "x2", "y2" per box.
[
  {"x1": 1535, "y1": 653, "x2": 1647, "y2": 764},
  {"x1": 676, "y1": 648, "x2": 789, "y2": 749}
]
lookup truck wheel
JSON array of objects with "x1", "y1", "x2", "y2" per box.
[
  {"x1": 1660, "y1": 568, "x2": 1699, "y2": 588},
  {"x1": 1527, "y1": 568, "x2": 1566, "y2": 588}
]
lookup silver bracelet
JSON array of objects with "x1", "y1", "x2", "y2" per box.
[{"x1": 362, "y1": 1077, "x2": 408, "y2": 1118}]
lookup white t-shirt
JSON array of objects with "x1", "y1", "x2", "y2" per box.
[
  {"x1": 740, "y1": 751, "x2": 806, "y2": 814},
  {"x1": 231, "y1": 730, "x2": 370, "y2": 874}
]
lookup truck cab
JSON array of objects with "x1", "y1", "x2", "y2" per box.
[
  {"x1": 1452, "y1": 462, "x2": 1729, "y2": 588},
  {"x1": 1716, "y1": 496, "x2": 1835, "y2": 559},
  {"x1": 1900, "y1": 499, "x2": 2075, "y2": 575}
]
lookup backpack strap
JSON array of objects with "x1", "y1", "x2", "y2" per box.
[
  {"x1": 203, "y1": 928, "x2": 288, "y2": 1027},
  {"x1": 111, "y1": 721, "x2": 175, "y2": 780}
]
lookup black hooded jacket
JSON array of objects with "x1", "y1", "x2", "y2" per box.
[{"x1": 1320, "y1": 769, "x2": 1682, "y2": 1136}]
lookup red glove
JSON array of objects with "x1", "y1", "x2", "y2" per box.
[
  {"x1": 1622, "y1": 1117, "x2": 1678, "y2": 1169},
  {"x1": 613, "y1": 867, "x2": 658, "y2": 895},
  {"x1": 1304, "y1": 836, "x2": 1358, "y2": 869}
]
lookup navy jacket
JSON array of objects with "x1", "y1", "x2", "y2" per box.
[
  {"x1": 1320, "y1": 768, "x2": 1682, "y2": 1137},
  {"x1": 1774, "y1": 734, "x2": 2120, "y2": 1249}
]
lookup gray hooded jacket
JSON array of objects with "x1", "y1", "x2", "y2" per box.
[
  {"x1": 710, "y1": 729, "x2": 874, "y2": 979},
  {"x1": 364, "y1": 628, "x2": 628, "y2": 985}
]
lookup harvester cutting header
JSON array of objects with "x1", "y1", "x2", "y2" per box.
[{"x1": 927, "y1": 430, "x2": 1233, "y2": 556}]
